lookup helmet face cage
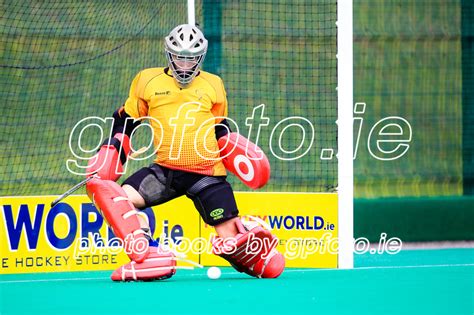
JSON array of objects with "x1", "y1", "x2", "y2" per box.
[
  {"x1": 165, "y1": 51, "x2": 206, "y2": 87},
  {"x1": 164, "y1": 24, "x2": 208, "y2": 87}
]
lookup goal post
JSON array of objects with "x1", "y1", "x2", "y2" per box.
[
  {"x1": 337, "y1": 0, "x2": 355, "y2": 269},
  {"x1": 187, "y1": 0, "x2": 195, "y2": 26}
]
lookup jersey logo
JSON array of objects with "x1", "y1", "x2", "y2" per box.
[
  {"x1": 195, "y1": 88, "x2": 204, "y2": 100},
  {"x1": 155, "y1": 91, "x2": 171, "y2": 96}
]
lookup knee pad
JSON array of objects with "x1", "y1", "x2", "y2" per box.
[
  {"x1": 86, "y1": 178, "x2": 149, "y2": 263},
  {"x1": 187, "y1": 177, "x2": 239, "y2": 226},
  {"x1": 122, "y1": 165, "x2": 179, "y2": 207}
]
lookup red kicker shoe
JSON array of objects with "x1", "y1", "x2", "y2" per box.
[{"x1": 111, "y1": 250, "x2": 177, "y2": 281}]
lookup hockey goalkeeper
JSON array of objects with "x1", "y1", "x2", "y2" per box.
[{"x1": 85, "y1": 24, "x2": 284, "y2": 281}]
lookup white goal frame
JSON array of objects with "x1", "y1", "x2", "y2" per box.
[
  {"x1": 190, "y1": 0, "x2": 354, "y2": 269},
  {"x1": 337, "y1": 0, "x2": 354, "y2": 269}
]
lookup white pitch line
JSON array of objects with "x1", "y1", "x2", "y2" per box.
[
  {"x1": 183, "y1": 263, "x2": 474, "y2": 277},
  {"x1": 210, "y1": 263, "x2": 474, "y2": 276},
  {"x1": 1, "y1": 263, "x2": 472, "y2": 283},
  {"x1": 282, "y1": 263, "x2": 474, "y2": 272},
  {"x1": 0, "y1": 277, "x2": 108, "y2": 284}
]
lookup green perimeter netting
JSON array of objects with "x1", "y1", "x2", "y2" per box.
[
  {"x1": 0, "y1": 1, "x2": 338, "y2": 196},
  {"x1": 354, "y1": 0, "x2": 465, "y2": 197}
]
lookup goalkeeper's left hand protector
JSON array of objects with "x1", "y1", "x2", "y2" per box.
[{"x1": 218, "y1": 132, "x2": 270, "y2": 189}]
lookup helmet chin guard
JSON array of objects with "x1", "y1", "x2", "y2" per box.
[{"x1": 165, "y1": 24, "x2": 208, "y2": 88}]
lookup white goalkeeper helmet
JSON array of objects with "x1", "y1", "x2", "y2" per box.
[{"x1": 165, "y1": 24, "x2": 208, "y2": 88}]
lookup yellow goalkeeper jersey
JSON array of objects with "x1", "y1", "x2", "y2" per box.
[{"x1": 123, "y1": 67, "x2": 228, "y2": 176}]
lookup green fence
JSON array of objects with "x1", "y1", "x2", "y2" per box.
[
  {"x1": 0, "y1": 0, "x2": 337, "y2": 195},
  {"x1": 1, "y1": 0, "x2": 472, "y2": 201},
  {"x1": 354, "y1": 0, "x2": 467, "y2": 198}
]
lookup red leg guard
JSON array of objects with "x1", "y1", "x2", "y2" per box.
[
  {"x1": 111, "y1": 250, "x2": 176, "y2": 281},
  {"x1": 86, "y1": 178, "x2": 149, "y2": 263},
  {"x1": 213, "y1": 220, "x2": 285, "y2": 278}
]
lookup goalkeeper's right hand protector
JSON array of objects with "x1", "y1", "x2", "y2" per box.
[{"x1": 86, "y1": 133, "x2": 131, "y2": 181}]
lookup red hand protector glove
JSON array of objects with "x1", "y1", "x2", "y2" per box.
[{"x1": 86, "y1": 133, "x2": 131, "y2": 181}]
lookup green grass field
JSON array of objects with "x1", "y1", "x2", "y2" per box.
[{"x1": 1, "y1": 248, "x2": 472, "y2": 315}]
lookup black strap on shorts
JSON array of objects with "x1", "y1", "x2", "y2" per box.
[
  {"x1": 165, "y1": 169, "x2": 174, "y2": 196},
  {"x1": 187, "y1": 176, "x2": 223, "y2": 196}
]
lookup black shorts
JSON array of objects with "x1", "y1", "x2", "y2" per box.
[{"x1": 122, "y1": 164, "x2": 239, "y2": 226}]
